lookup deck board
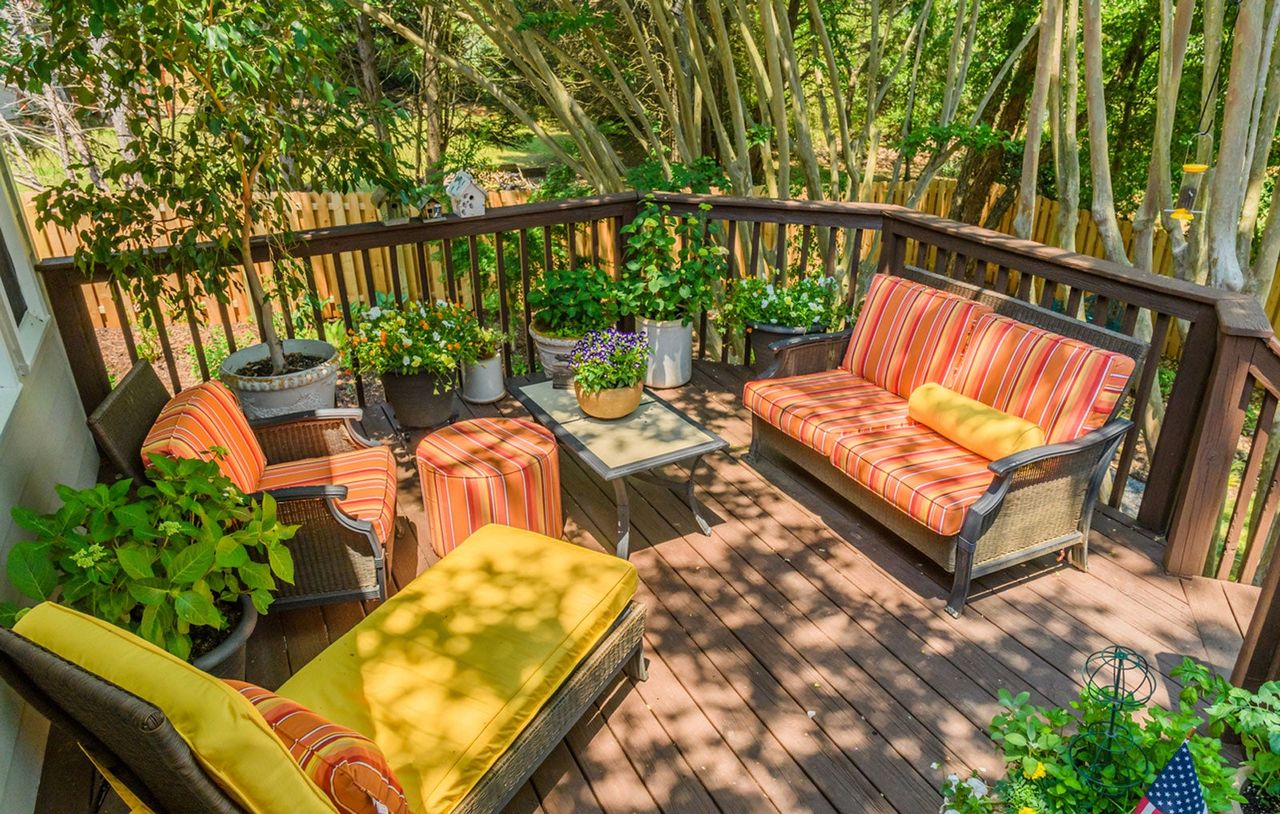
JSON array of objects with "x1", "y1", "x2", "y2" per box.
[{"x1": 36, "y1": 362, "x2": 1254, "y2": 814}]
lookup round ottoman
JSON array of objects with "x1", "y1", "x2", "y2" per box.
[{"x1": 415, "y1": 417, "x2": 563, "y2": 557}]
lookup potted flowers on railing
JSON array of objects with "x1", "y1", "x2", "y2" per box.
[
  {"x1": 346, "y1": 298, "x2": 472, "y2": 427},
  {"x1": 527, "y1": 265, "x2": 619, "y2": 387},
  {"x1": 461, "y1": 325, "x2": 510, "y2": 405},
  {"x1": 569, "y1": 328, "x2": 650, "y2": 420},
  {"x1": 716, "y1": 274, "x2": 842, "y2": 373},
  {"x1": 0, "y1": 455, "x2": 297, "y2": 679},
  {"x1": 619, "y1": 197, "x2": 726, "y2": 388}
]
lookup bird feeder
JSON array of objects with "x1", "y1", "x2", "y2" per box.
[{"x1": 1164, "y1": 163, "x2": 1208, "y2": 230}]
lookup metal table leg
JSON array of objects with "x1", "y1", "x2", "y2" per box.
[
  {"x1": 632, "y1": 456, "x2": 712, "y2": 537},
  {"x1": 613, "y1": 478, "x2": 631, "y2": 559}
]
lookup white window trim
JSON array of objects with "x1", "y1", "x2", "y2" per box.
[{"x1": 0, "y1": 155, "x2": 51, "y2": 397}]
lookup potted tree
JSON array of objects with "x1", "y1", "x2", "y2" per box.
[
  {"x1": 0, "y1": 456, "x2": 297, "y2": 679},
  {"x1": 346, "y1": 299, "x2": 471, "y2": 428},
  {"x1": 620, "y1": 198, "x2": 726, "y2": 388},
  {"x1": 527, "y1": 265, "x2": 619, "y2": 387},
  {"x1": 461, "y1": 325, "x2": 509, "y2": 405},
  {"x1": 14, "y1": 1, "x2": 411, "y2": 418},
  {"x1": 717, "y1": 275, "x2": 842, "y2": 374},
  {"x1": 569, "y1": 329, "x2": 650, "y2": 420}
]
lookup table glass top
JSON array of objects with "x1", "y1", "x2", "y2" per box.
[{"x1": 515, "y1": 380, "x2": 725, "y2": 473}]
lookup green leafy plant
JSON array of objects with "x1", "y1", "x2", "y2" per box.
[
  {"x1": 527, "y1": 265, "x2": 619, "y2": 338},
  {"x1": 1177, "y1": 658, "x2": 1280, "y2": 802},
  {"x1": 568, "y1": 328, "x2": 648, "y2": 393},
  {"x1": 619, "y1": 198, "x2": 726, "y2": 324},
  {"x1": 0, "y1": 455, "x2": 297, "y2": 661},
  {"x1": 715, "y1": 274, "x2": 842, "y2": 336},
  {"x1": 345, "y1": 299, "x2": 476, "y2": 383},
  {"x1": 465, "y1": 325, "x2": 509, "y2": 362}
]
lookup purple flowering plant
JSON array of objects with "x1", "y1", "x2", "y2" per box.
[{"x1": 569, "y1": 329, "x2": 649, "y2": 393}]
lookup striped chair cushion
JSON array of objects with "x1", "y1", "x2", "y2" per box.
[
  {"x1": 842, "y1": 274, "x2": 990, "y2": 398},
  {"x1": 226, "y1": 681, "x2": 410, "y2": 814},
  {"x1": 258, "y1": 446, "x2": 398, "y2": 545},
  {"x1": 141, "y1": 380, "x2": 266, "y2": 493},
  {"x1": 830, "y1": 424, "x2": 996, "y2": 537},
  {"x1": 945, "y1": 313, "x2": 1136, "y2": 444},
  {"x1": 743, "y1": 370, "x2": 911, "y2": 456},
  {"x1": 415, "y1": 418, "x2": 563, "y2": 557}
]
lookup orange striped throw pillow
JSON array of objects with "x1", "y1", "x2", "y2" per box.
[{"x1": 225, "y1": 681, "x2": 410, "y2": 814}]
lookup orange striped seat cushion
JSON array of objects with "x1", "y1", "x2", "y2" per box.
[
  {"x1": 226, "y1": 680, "x2": 410, "y2": 814},
  {"x1": 830, "y1": 424, "x2": 996, "y2": 537},
  {"x1": 141, "y1": 380, "x2": 265, "y2": 493},
  {"x1": 415, "y1": 418, "x2": 563, "y2": 557},
  {"x1": 842, "y1": 274, "x2": 990, "y2": 398},
  {"x1": 945, "y1": 313, "x2": 1136, "y2": 444},
  {"x1": 743, "y1": 370, "x2": 911, "y2": 456},
  {"x1": 258, "y1": 446, "x2": 398, "y2": 545}
]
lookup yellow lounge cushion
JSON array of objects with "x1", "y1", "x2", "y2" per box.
[
  {"x1": 908, "y1": 383, "x2": 1046, "y2": 461},
  {"x1": 13, "y1": 603, "x2": 336, "y2": 814},
  {"x1": 279, "y1": 524, "x2": 638, "y2": 814}
]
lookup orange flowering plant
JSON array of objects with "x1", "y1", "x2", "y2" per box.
[{"x1": 346, "y1": 298, "x2": 479, "y2": 382}]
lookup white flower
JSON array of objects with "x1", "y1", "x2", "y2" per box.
[
  {"x1": 402, "y1": 336, "x2": 412, "y2": 347},
  {"x1": 402, "y1": 355, "x2": 410, "y2": 365},
  {"x1": 963, "y1": 776, "x2": 988, "y2": 797},
  {"x1": 367, "y1": 306, "x2": 383, "y2": 320}
]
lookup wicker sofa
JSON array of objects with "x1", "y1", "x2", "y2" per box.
[{"x1": 745, "y1": 267, "x2": 1146, "y2": 616}]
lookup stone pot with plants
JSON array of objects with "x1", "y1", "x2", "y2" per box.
[
  {"x1": 346, "y1": 299, "x2": 471, "y2": 428},
  {"x1": 619, "y1": 197, "x2": 726, "y2": 389},
  {"x1": 716, "y1": 274, "x2": 842, "y2": 374},
  {"x1": 527, "y1": 265, "x2": 619, "y2": 388},
  {"x1": 14, "y1": 3, "x2": 416, "y2": 421},
  {"x1": 0, "y1": 455, "x2": 297, "y2": 680},
  {"x1": 461, "y1": 325, "x2": 509, "y2": 405},
  {"x1": 569, "y1": 328, "x2": 650, "y2": 420}
]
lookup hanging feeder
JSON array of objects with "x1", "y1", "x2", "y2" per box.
[{"x1": 1165, "y1": 163, "x2": 1208, "y2": 228}]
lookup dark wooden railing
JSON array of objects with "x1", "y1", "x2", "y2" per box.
[{"x1": 36, "y1": 191, "x2": 1280, "y2": 686}]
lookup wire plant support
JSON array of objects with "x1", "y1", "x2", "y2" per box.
[{"x1": 1068, "y1": 645, "x2": 1157, "y2": 793}]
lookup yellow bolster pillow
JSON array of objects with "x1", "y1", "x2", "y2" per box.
[{"x1": 908, "y1": 383, "x2": 1046, "y2": 461}]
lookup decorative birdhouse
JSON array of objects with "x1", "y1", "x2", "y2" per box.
[
  {"x1": 446, "y1": 171, "x2": 487, "y2": 218},
  {"x1": 410, "y1": 195, "x2": 443, "y2": 222}
]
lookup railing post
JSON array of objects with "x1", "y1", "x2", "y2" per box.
[
  {"x1": 876, "y1": 212, "x2": 906, "y2": 275},
  {"x1": 42, "y1": 265, "x2": 110, "y2": 413},
  {"x1": 1233, "y1": 552, "x2": 1280, "y2": 689},
  {"x1": 1163, "y1": 332, "x2": 1256, "y2": 576}
]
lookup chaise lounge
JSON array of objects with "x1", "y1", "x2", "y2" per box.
[{"x1": 745, "y1": 266, "x2": 1147, "y2": 616}]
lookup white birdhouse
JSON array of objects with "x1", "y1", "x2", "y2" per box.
[{"x1": 446, "y1": 171, "x2": 487, "y2": 218}]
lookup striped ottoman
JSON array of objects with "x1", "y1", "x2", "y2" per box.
[{"x1": 415, "y1": 418, "x2": 563, "y2": 557}]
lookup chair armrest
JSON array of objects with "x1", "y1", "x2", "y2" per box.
[
  {"x1": 251, "y1": 484, "x2": 350, "y2": 502},
  {"x1": 760, "y1": 330, "x2": 853, "y2": 379},
  {"x1": 987, "y1": 420, "x2": 1133, "y2": 480},
  {"x1": 250, "y1": 411, "x2": 379, "y2": 463}
]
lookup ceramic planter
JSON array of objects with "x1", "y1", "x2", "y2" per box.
[
  {"x1": 192, "y1": 595, "x2": 258, "y2": 680},
  {"x1": 220, "y1": 339, "x2": 340, "y2": 420},
  {"x1": 528, "y1": 322, "x2": 579, "y2": 388},
  {"x1": 381, "y1": 371, "x2": 457, "y2": 428},
  {"x1": 462, "y1": 354, "x2": 506, "y2": 404},
  {"x1": 636, "y1": 316, "x2": 692, "y2": 389},
  {"x1": 575, "y1": 381, "x2": 644, "y2": 420},
  {"x1": 746, "y1": 321, "x2": 824, "y2": 375}
]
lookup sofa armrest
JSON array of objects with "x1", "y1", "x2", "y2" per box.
[
  {"x1": 760, "y1": 330, "x2": 853, "y2": 379},
  {"x1": 250, "y1": 412, "x2": 378, "y2": 463},
  {"x1": 252, "y1": 484, "x2": 350, "y2": 502}
]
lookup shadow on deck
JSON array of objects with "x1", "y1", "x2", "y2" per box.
[{"x1": 38, "y1": 361, "x2": 1258, "y2": 814}]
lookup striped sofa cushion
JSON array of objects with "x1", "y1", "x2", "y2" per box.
[
  {"x1": 842, "y1": 274, "x2": 990, "y2": 398},
  {"x1": 226, "y1": 681, "x2": 410, "y2": 814},
  {"x1": 945, "y1": 313, "x2": 1136, "y2": 444},
  {"x1": 141, "y1": 381, "x2": 266, "y2": 493},
  {"x1": 830, "y1": 424, "x2": 996, "y2": 537},
  {"x1": 258, "y1": 446, "x2": 399, "y2": 545},
  {"x1": 743, "y1": 370, "x2": 911, "y2": 456}
]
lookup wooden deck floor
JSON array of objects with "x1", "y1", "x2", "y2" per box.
[{"x1": 38, "y1": 362, "x2": 1257, "y2": 814}]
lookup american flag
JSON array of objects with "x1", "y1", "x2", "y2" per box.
[{"x1": 1134, "y1": 741, "x2": 1208, "y2": 814}]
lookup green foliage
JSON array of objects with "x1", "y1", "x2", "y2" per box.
[
  {"x1": 898, "y1": 123, "x2": 1021, "y2": 162},
  {"x1": 716, "y1": 275, "x2": 841, "y2": 336},
  {"x1": 527, "y1": 265, "x2": 618, "y2": 338},
  {"x1": 516, "y1": 3, "x2": 614, "y2": 38},
  {"x1": 568, "y1": 328, "x2": 648, "y2": 393},
  {"x1": 0, "y1": 456, "x2": 296, "y2": 661},
  {"x1": 619, "y1": 198, "x2": 726, "y2": 324},
  {"x1": 345, "y1": 299, "x2": 476, "y2": 380},
  {"x1": 625, "y1": 156, "x2": 730, "y2": 194},
  {"x1": 1177, "y1": 658, "x2": 1280, "y2": 799},
  {"x1": 532, "y1": 164, "x2": 595, "y2": 202}
]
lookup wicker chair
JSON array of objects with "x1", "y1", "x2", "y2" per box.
[
  {"x1": 86, "y1": 361, "x2": 172, "y2": 481},
  {"x1": 749, "y1": 266, "x2": 1146, "y2": 616}
]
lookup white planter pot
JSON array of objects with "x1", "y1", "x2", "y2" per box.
[
  {"x1": 462, "y1": 355, "x2": 506, "y2": 404},
  {"x1": 528, "y1": 323, "x2": 579, "y2": 388},
  {"x1": 637, "y1": 316, "x2": 692, "y2": 389},
  {"x1": 219, "y1": 339, "x2": 339, "y2": 420}
]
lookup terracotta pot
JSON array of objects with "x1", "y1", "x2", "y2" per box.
[
  {"x1": 575, "y1": 381, "x2": 644, "y2": 420},
  {"x1": 192, "y1": 595, "x2": 258, "y2": 680},
  {"x1": 528, "y1": 322, "x2": 580, "y2": 389},
  {"x1": 746, "y1": 321, "x2": 825, "y2": 375},
  {"x1": 381, "y1": 371, "x2": 457, "y2": 428},
  {"x1": 220, "y1": 339, "x2": 340, "y2": 420}
]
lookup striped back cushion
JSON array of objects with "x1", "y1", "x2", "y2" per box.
[
  {"x1": 226, "y1": 681, "x2": 410, "y2": 814},
  {"x1": 842, "y1": 274, "x2": 989, "y2": 398},
  {"x1": 141, "y1": 381, "x2": 265, "y2": 492},
  {"x1": 946, "y1": 313, "x2": 1136, "y2": 444}
]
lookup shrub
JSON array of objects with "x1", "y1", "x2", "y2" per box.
[
  {"x1": 716, "y1": 274, "x2": 841, "y2": 335},
  {"x1": 619, "y1": 198, "x2": 726, "y2": 324},
  {"x1": 346, "y1": 299, "x2": 477, "y2": 383},
  {"x1": 528, "y1": 265, "x2": 618, "y2": 338}
]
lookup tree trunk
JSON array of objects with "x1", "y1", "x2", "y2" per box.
[{"x1": 1013, "y1": 0, "x2": 1062, "y2": 239}]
